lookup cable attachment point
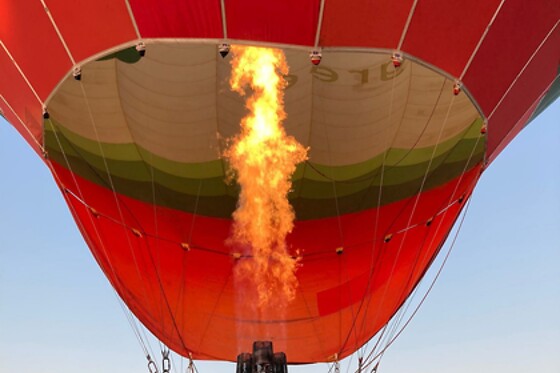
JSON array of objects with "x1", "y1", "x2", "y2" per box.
[
  {"x1": 136, "y1": 42, "x2": 146, "y2": 57},
  {"x1": 391, "y1": 51, "x2": 403, "y2": 68},
  {"x1": 72, "y1": 66, "x2": 82, "y2": 81},
  {"x1": 162, "y1": 348, "x2": 171, "y2": 373},
  {"x1": 453, "y1": 80, "x2": 462, "y2": 96},
  {"x1": 187, "y1": 352, "x2": 195, "y2": 373},
  {"x1": 219, "y1": 43, "x2": 231, "y2": 58},
  {"x1": 310, "y1": 49, "x2": 322, "y2": 65},
  {"x1": 147, "y1": 355, "x2": 159, "y2": 373},
  {"x1": 358, "y1": 357, "x2": 364, "y2": 373}
]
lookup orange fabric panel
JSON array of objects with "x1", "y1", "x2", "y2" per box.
[
  {"x1": 44, "y1": 0, "x2": 137, "y2": 62},
  {"x1": 0, "y1": 0, "x2": 71, "y2": 100},
  {"x1": 49, "y1": 158, "x2": 481, "y2": 362}
]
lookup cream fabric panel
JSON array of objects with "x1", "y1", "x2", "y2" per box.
[{"x1": 49, "y1": 43, "x2": 480, "y2": 166}]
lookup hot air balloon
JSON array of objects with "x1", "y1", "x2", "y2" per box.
[{"x1": 0, "y1": 0, "x2": 558, "y2": 371}]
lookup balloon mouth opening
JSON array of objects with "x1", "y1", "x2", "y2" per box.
[{"x1": 39, "y1": 40, "x2": 487, "y2": 362}]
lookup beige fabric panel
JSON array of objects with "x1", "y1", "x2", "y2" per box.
[
  {"x1": 49, "y1": 43, "x2": 480, "y2": 166},
  {"x1": 117, "y1": 44, "x2": 223, "y2": 163},
  {"x1": 49, "y1": 59, "x2": 134, "y2": 144}
]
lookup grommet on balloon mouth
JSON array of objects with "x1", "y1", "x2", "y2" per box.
[
  {"x1": 89, "y1": 207, "x2": 100, "y2": 218},
  {"x1": 218, "y1": 43, "x2": 230, "y2": 58},
  {"x1": 480, "y1": 124, "x2": 487, "y2": 134},
  {"x1": 72, "y1": 66, "x2": 82, "y2": 81},
  {"x1": 42, "y1": 107, "x2": 50, "y2": 119},
  {"x1": 180, "y1": 242, "x2": 191, "y2": 251},
  {"x1": 391, "y1": 51, "x2": 403, "y2": 68},
  {"x1": 426, "y1": 217, "x2": 434, "y2": 226},
  {"x1": 232, "y1": 252, "x2": 242, "y2": 260},
  {"x1": 384, "y1": 234, "x2": 393, "y2": 243},
  {"x1": 131, "y1": 228, "x2": 143, "y2": 237},
  {"x1": 458, "y1": 195, "x2": 465, "y2": 204},
  {"x1": 135, "y1": 42, "x2": 146, "y2": 57},
  {"x1": 453, "y1": 80, "x2": 462, "y2": 95},
  {"x1": 310, "y1": 49, "x2": 322, "y2": 65},
  {"x1": 335, "y1": 247, "x2": 344, "y2": 255}
]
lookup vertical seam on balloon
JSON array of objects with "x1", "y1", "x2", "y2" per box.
[
  {"x1": 347, "y1": 63, "x2": 414, "y2": 355},
  {"x1": 359, "y1": 81, "x2": 460, "y2": 359},
  {"x1": 0, "y1": 95, "x2": 44, "y2": 151},
  {"x1": 76, "y1": 77, "x2": 188, "y2": 352},
  {"x1": 397, "y1": 0, "x2": 419, "y2": 51},
  {"x1": 352, "y1": 75, "x2": 451, "y2": 359},
  {"x1": 123, "y1": 0, "x2": 142, "y2": 39},
  {"x1": 0, "y1": 41, "x2": 44, "y2": 107},
  {"x1": 220, "y1": 0, "x2": 228, "y2": 39},
  {"x1": 383, "y1": 130, "x2": 484, "y2": 351},
  {"x1": 488, "y1": 20, "x2": 559, "y2": 120},
  {"x1": 112, "y1": 59, "x2": 168, "y2": 342},
  {"x1": 40, "y1": 0, "x2": 76, "y2": 65},
  {"x1": 360, "y1": 192, "x2": 477, "y2": 369},
  {"x1": 42, "y1": 118, "x2": 152, "y2": 354},
  {"x1": 79, "y1": 70, "x2": 192, "y2": 354},
  {"x1": 459, "y1": 0, "x2": 506, "y2": 81},
  {"x1": 314, "y1": 0, "x2": 327, "y2": 48},
  {"x1": 299, "y1": 63, "x2": 331, "y2": 361}
]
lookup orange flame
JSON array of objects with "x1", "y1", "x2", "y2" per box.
[{"x1": 225, "y1": 45, "x2": 307, "y2": 310}]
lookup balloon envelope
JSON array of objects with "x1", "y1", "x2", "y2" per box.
[{"x1": 0, "y1": 0, "x2": 558, "y2": 363}]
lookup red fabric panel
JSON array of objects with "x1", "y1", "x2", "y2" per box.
[
  {"x1": 486, "y1": 26, "x2": 560, "y2": 160},
  {"x1": 49, "y1": 157, "x2": 481, "y2": 361},
  {"x1": 320, "y1": 0, "x2": 413, "y2": 48},
  {"x1": 0, "y1": 99, "x2": 41, "y2": 154},
  {"x1": 226, "y1": 0, "x2": 320, "y2": 46},
  {"x1": 0, "y1": 49, "x2": 43, "y2": 149},
  {"x1": 44, "y1": 0, "x2": 137, "y2": 62},
  {"x1": 127, "y1": 0, "x2": 223, "y2": 38},
  {"x1": 463, "y1": 0, "x2": 560, "y2": 116},
  {"x1": 488, "y1": 96, "x2": 540, "y2": 164},
  {"x1": 0, "y1": 0, "x2": 71, "y2": 100},
  {"x1": 401, "y1": 0, "x2": 502, "y2": 77}
]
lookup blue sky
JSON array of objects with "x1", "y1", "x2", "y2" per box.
[{"x1": 0, "y1": 101, "x2": 558, "y2": 373}]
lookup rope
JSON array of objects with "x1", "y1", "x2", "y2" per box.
[
  {"x1": 44, "y1": 120, "x2": 154, "y2": 358},
  {"x1": 359, "y1": 195, "x2": 475, "y2": 372},
  {"x1": 336, "y1": 54, "x2": 411, "y2": 357},
  {"x1": 397, "y1": 0, "x2": 419, "y2": 50}
]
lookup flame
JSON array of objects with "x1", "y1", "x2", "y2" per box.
[{"x1": 225, "y1": 45, "x2": 307, "y2": 310}]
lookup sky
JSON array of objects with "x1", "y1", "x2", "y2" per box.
[{"x1": 0, "y1": 101, "x2": 558, "y2": 373}]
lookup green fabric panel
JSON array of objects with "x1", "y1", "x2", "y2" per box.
[
  {"x1": 46, "y1": 130, "x2": 483, "y2": 220},
  {"x1": 47, "y1": 146, "x2": 480, "y2": 220},
  {"x1": 46, "y1": 124, "x2": 226, "y2": 179},
  {"x1": 97, "y1": 47, "x2": 141, "y2": 64},
  {"x1": 45, "y1": 130, "x2": 232, "y2": 197},
  {"x1": 299, "y1": 138, "x2": 484, "y2": 199},
  {"x1": 293, "y1": 156, "x2": 482, "y2": 220},
  {"x1": 47, "y1": 116, "x2": 483, "y2": 185},
  {"x1": 45, "y1": 127, "x2": 483, "y2": 199}
]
